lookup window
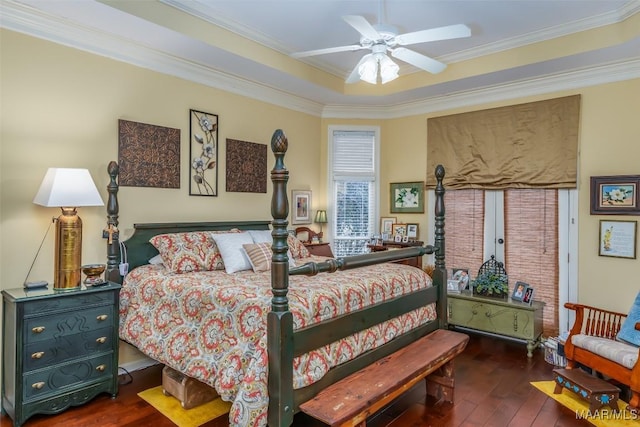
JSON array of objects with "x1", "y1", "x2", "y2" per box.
[
  {"x1": 436, "y1": 189, "x2": 577, "y2": 337},
  {"x1": 329, "y1": 127, "x2": 379, "y2": 257}
]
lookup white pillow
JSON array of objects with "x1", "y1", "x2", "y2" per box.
[
  {"x1": 148, "y1": 254, "x2": 164, "y2": 265},
  {"x1": 211, "y1": 232, "x2": 254, "y2": 273},
  {"x1": 248, "y1": 229, "x2": 272, "y2": 243},
  {"x1": 247, "y1": 229, "x2": 296, "y2": 267}
]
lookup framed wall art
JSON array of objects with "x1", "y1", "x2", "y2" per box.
[
  {"x1": 391, "y1": 223, "x2": 407, "y2": 237},
  {"x1": 599, "y1": 219, "x2": 637, "y2": 259},
  {"x1": 292, "y1": 190, "x2": 312, "y2": 224},
  {"x1": 380, "y1": 217, "x2": 396, "y2": 235},
  {"x1": 406, "y1": 223, "x2": 419, "y2": 239},
  {"x1": 226, "y1": 138, "x2": 267, "y2": 193},
  {"x1": 590, "y1": 175, "x2": 640, "y2": 215},
  {"x1": 189, "y1": 109, "x2": 218, "y2": 196},
  {"x1": 390, "y1": 181, "x2": 424, "y2": 213}
]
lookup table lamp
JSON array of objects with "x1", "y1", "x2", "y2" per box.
[
  {"x1": 314, "y1": 209, "x2": 328, "y2": 242},
  {"x1": 33, "y1": 168, "x2": 104, "y2": 290}
]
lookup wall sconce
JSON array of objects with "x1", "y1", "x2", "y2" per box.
[
  {"x1": 314, "y1": 209, "x2": 328, "y2": 242},
  {"x1": 33, "y1": 168, "x2": 104, "y2": 290}
]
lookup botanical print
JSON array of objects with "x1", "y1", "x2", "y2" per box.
[
  {"x1": 190, "y1": 109, "x2": 218, "y2": 196},
  {"x1": 395, "y1": 186, "x2": 419, "y2": 208},
  {"x1": 600, "y1": 184, "x2": 635, "y2": 207}
]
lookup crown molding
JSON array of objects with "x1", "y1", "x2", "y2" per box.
[{"x1": 2, "y1": 0, "x2": 639, "y2": 121}]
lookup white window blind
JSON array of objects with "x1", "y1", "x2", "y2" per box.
[{"x1": 330, "y1": 129, "x2": 378, "y2": 257}]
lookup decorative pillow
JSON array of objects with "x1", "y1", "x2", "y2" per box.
[
  {"x1": 287, "y1": 234, "x2": 310, "y2": 259},
  {"x1": 149, "y1": 231, "x2": 223, "y2": 274},
  {"x1": 242, "y1": 242, "x2": 273, "y2": 272},
  {"x1": 617, "y1": 291, "x2": 640, "y2": 346},
  {"x1": 248, "y1": 229, "x2": 273, "y2": 243},
  {"x1": 211, "y1": 232, "x2": 254, "y2": 274}
]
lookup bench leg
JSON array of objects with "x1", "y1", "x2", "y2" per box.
[{"x1": 426, "y1": 361, "x2": 455, "y2": 403}]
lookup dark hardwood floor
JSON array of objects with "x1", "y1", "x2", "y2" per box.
[{"x1": 1, "y1": 332, "x2": 594, "y2": 427}]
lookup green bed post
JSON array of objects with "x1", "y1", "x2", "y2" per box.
[
  {"x1": 267, "y1": 129, "x2": 294, "y2": 427},
  {"x1": 433, "y1": 165, "x2": 447, "y2": 329},
  {"x1": 104, "y1": 161, "x2": 121, "y2": 284}
]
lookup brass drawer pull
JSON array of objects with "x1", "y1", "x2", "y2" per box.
[
  {"x1": 96, "y1": 337, "x2": 107, "y2": 344},
  {"x1": 96, "y1": 314, "x2": 108, "y2": 321},
  {"x1": 31, "y1": 351, "x2": 45, "y2": 359},
  {"x1": 32, "y1": 382, "x2": 45, "y2": 390},
  {"x1": 31, "y1": 326, "x2": 45, "y2": 334},
  {"x1": 96, "y1": 364, "x2": 106, "y2": 372}
]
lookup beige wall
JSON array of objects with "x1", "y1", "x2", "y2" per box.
[{"x1": 2, "y1": 29, "x2": 640, "y2": 370}]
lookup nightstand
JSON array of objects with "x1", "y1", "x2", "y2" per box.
[
  {"x1": 1, "y1": 282, "x2": 121, "y2": 427},
  {"x1": 304, "y1": 242, "x2": 334, "y2": 257}
]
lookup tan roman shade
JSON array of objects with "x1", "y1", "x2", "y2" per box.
[{"x1": 426, "y1": 95, "x2": 580, "y2": 189}]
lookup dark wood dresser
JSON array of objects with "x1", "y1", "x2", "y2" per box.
[{"x1": 1, "y1": 283, "x2": 120, "y2": 427}]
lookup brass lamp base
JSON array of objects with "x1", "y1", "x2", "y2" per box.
[{"x1": 54, "y1": 207, "x2": 83, "y2": 290}]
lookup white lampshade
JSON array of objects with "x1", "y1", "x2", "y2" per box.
[
  {"x1": 358, "y1": 56, "x2": 378, "y2": 84},
  {"x1": 358, "y1": 53, "x2": 400, "y2": 85},
  {"x1": 379, "y1": 55, "x2": 399, "y2": 84},
  {"x1": 33, "y1": 168, "x2": 104, "y2": 207}
]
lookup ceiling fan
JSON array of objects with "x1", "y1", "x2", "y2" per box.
[{"x1": 291, "y1": 14, "x2": 470, "y2": 84}]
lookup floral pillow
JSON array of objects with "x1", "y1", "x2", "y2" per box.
[
  {"x1": 287, "y1": 234, "x2": 310, "y2": 259},
  {"x1": 149, "y1": 231, "x2": 233, "y2": 274}
]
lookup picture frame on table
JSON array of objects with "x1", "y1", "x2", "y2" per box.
[
  {"x1": 406, "y1": 223, "x2": 419, "y2": 239},
  {"x1": 522, "y1": 286, "x2": 534, "y2": 305},
  {"x1": 394, "y1": 234, "x2": 403, "y2": 243},
  {"x1": 511, "y1": 281, "x2": 529, "y2": 302},
  {"x1": 451, "y1": 268, "x2": 470, "y2": 291},
  {"x1": 291, "y1": 190, "x2": 312, "y2": 224},
  {"x1": 599, "y1": 219, "x2": 637, "y2": 259},
  {"x1": 391, "y1": 223, "x2": 407, "y2": 237},
  {"x1": 390, "y1": 181, "x2": 425, "y2": 213},
  {"x1": 380, "y1": 217, "x2": 397, "y2": 235},
  {"x1": 590, "y1": 175, "x2": 640, "y2": 215},
  {"x1": 447, "y1": 279, "x2": 461, "y2": 294}
]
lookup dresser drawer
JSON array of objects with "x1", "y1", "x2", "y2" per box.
[
  {"x1": 22, "y1": 291, "x2": 115, "y2": 316},
  {"x1": 24, "y1": 305, "x2": 115, "y2": 344},
  {"x1": 23, "y1": 326, "x2": 113, "y2": 371},
  {"x1": 23, "y1": 353, "x2": 114, "y2": 402}
]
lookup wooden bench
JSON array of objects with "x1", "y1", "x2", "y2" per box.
[
  {"x1": 553, "y1": 368, "x2": 620, "y2": 412},
  {"x1": 299, "y1": 329, "x2": 469, "y2": 427}
]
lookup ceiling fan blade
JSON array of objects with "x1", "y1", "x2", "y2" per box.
[
  {"x1": 391, "y1": 47, "x2": 447, "y2": 74},
  {"x1": 291, "y1": 44, "x2": 363, "y2": 58},
  {"x1": 346, "y1": 54, "x2": 373, "y2": 84},
  {"x1": 395, "y1": 24, "x2": 471, "y2": 46},
  {"x1": 342, "y1": 15, "x2": 381, "y2": 41}
]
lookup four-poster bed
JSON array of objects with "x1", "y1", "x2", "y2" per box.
[{"x1": 104, "y1": 129, "x2": 460, "y2": 426}]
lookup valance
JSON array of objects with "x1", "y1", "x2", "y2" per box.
[{"x1": 426, "y1": 95, "x2": 580, "y2": 189}]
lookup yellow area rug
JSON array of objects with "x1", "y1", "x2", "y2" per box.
[
  {"x1": 531, "y1": 381, "x2": 640, "y2": 426},
  {"x1": 138, "y1": 386, "x2": 231, "y2": 427}
]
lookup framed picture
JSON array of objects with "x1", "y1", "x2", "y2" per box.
[
  {"x1": 390, "y1": 181, "x2": 425, "y2": 213},
  {"x1": 451, "y1": 268, "x2": 470, "y2": 291},
  {"x1": 394, "y1": 234, "x2": 403, "y2": 243},
  {"x1": 380, "y1": 217, "x2": 397, "y2": 235},
  {"x1": 522, "y1": 286, "x2": 534, "y2": 305},
  {"x1": 291, "y1": 190, "x2": 312, "y2": 224},
  {"x1": 402, "y1": 235, "x2": 409, "y2": 243},
  {"x1": 599, "y1": 220, "x2": 637, "y2": 259},
  {"x1": 590, "y1": 175, "x2": 640, "y2": 215},
  {"x1": 189, "y1": 109, "x2": 218, "y2": 196},
  {"x1": 406, "y1": 223, "x2": 419, "y2": 239},
  {"x1": 447, "y1": 279, "x2": 461, "y2": 294},
  {"x1": 392, "y1": 223, "x2": 407, "y2": 237},
  {"x1": 511, "y1": 281, "x2": 529, "y2": 302}
]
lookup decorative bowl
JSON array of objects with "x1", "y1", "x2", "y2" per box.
[{"x1": 82, "y1": 263, "x2": 106, "y2": 285}]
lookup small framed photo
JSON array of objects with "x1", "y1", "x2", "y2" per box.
[
  {"x1": 522, "y1": 286, "x2": 534, "y2": 305},
  {"x1": 590, "y1": 175, "x2": 640, "y2": 215},
  {"x1": 406, "y1": 223, "x2": 419, "y2": 239},
  {"x1": 381, "y1": 233, "x2": 390, "y2": 241},
  {"x1": 447, "y1": 279, "x2": 461, "y2": 294},
  {"x1": 390, "y1": 181, "x2": 425, "y2": 214},
  {"x1": 392, "y1": 223, "x2": 407, "y2": 237},
  {"x1": 291, "y1": 190, "x2": 312, "y2": 224},
  {"x1": 402, "y1": 235, "x2": 409, "y2": 243},
  {"x1": 380, "y1": 217, "x2": 397, "y2": 234},
  {"x1": 394, "y1": 234, "x2": 403, "y2": 243},
  {"x1": 511, "y1": 281, "x2": 529, "y2": 302},
  {"x1": 451, "y1": 268, "x2": 470, "y2": 291},
  {"x1": 599, "y1": 219, "x2": 637, "y2": 259}
]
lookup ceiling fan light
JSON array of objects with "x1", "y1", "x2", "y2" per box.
[
  {"x1": 358, "y1": 57, "x2": 378, "y2": 84},
  {"x1": 379, "y1": 55, "x2": 399, "y2": 84}
]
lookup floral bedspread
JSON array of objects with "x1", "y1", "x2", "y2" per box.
[{"x1": 119, "y1": 258, "x2": 436, "y2": 427}]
